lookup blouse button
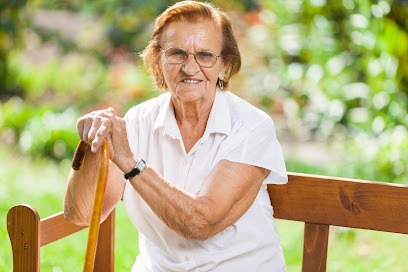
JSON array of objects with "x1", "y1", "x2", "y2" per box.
[
  {"x1": 185, "y1": 256, "x2": 190, "y2": 262},
  {"x1": 225, "y1": 225, "x2": 235, "y2": 232},
  {"x1": 179, "y1": 243, "x2": 186, "y2": 248}
]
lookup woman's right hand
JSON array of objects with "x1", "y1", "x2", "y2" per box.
[{"x1": 76, "y1": 108, "x2": 134, "y2": 171}]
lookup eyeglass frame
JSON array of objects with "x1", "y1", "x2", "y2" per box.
[{"x1": 161, "y1": 47, "x2": 221, "y2": 68}]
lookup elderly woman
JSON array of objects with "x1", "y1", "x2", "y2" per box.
[{"x1": 64, "y1": 1, "x2": 287, "y2": 271}]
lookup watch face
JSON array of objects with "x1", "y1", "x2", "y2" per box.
[{"x1": 138, "y1": 160, "x2": 147, "y2": 171}]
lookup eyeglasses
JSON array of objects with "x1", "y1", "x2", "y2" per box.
[{"x1": 162, "y1": 47, "x2": 220, "y2": 68}]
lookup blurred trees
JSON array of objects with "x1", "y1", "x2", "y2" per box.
[
  {"x1": 249, "y1": 0, "x2": 408, "y2": 182},
  {"x1": 0, "y1": 0, "x2": 27, "y2": 99},
  {"x1": 0, "y1": 0, "x2": 407, "y2": 182},
  {"x1": 257, "y1": 0, "x2": 408, "y2": 139}
]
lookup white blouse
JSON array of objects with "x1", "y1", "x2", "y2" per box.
[{"x1": 123, "y1": 90, "x2": 287, "y2": 272}]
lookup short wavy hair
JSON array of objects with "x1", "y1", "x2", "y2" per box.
[{"x1": 142, "y1": 1, "x2": 241, "y2": 90}]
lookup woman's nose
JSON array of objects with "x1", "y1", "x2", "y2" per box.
[{"x1": 181, "y1": 54, "x2": 200, "y2": 75}]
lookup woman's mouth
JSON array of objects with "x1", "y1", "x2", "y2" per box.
[{"x1": 181, "y1": 79, "x2": 202, "y2": 83}]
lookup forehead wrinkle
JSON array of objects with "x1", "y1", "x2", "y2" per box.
[{"x1": 161, "y1": 20, "x2": 222, "y2": 52}]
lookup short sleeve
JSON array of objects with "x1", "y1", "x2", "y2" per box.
[
  {"x1": 124, "y1": 111, "x2": 138, "y2": 156},
  {"x1": 222, "y1": 118, "x2": 287, "y2": 185}
]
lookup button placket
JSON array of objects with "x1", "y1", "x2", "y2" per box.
[
  {"x1": 181, "y1": 154, "x2": 195, "y2": 190},
  {"x1": 183, "y1": 158, "x2": 189, "y2": 166}
]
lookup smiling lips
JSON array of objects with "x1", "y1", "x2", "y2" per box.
[{"x1": 181, "y1": 79, "x2": 202, "y2": 83}]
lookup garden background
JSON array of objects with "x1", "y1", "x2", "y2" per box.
[{"x1": 1, "y1": 0, "x2": 407, "y2": 271}]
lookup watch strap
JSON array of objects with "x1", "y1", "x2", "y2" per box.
[{"x1": 124, "y1": 159, "x2": 146, "y2": 180}]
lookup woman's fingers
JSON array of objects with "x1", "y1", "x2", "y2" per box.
[
  {"x1": 84, "y1": 116, "x2": 101, "y2": 142},
  {"x1": 91, "y1": 118, "x2": 112, "y2": 152},
  {"x1": 75, "y1": 107, "x2": 132, "y2": 168},
  {"x1": 76, "y1": 107, "x2": 133, "y2": 169},
  {"x1": 76, "y1": 109, "x2": 115, "y2": 153}
]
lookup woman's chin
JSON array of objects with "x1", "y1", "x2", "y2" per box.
[
  {"x1": 176, "y1": 94, "x2": 203, "y2": 104},
  {"x1": 173, "y1": 88, "x2": 207, "y2": 102}
]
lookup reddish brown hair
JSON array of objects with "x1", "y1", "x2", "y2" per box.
[{"x1": 142, "y1": 1, "x2": 241, "y2": 90}]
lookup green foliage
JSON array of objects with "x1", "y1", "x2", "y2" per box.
[
  {"x1": 344, "y1": 126, "x2": 408, "y2": 183},
  {"x1": 237, "y1": 0, "x2": 408, "y2": 182},
  {"x1": 8, "y1": 50, "x2": 110, "y2": 102},
  {"x1": 18, "y1": 107, "x2": 79, "y2": 160},
  {"x1": 256, "y1": 0, "x2": 408, "y2": 139},
  {"x1": 1, "y1": 97, "x2": 79, "y2": 160},
  {"x1": 1, "y1": 96, "x2": 36, "y2": 137},
  {"x1": 0, "y1": 0, "x2": 28, "y2": 98}
]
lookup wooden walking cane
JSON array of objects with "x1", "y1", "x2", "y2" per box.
[{"x1": 72, "y1": 139, "x2": 110, "y2": 272}]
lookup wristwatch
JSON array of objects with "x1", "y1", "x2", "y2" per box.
[{"x1": 124, "y1": 158, "x2": 147, "y2": 180}]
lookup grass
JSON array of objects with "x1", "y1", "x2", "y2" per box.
[{"x1": 2, "y1": 145, "x2": 408, "y2": 271}]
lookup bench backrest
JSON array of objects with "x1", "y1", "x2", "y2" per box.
[
  {"x1": 268, "y1": 172, "x2": 408, "y2": 271},
  {"x1": 7, "y1": 173, "x2": 408, "y2": 271},
  {"x1": 7, "y1": 205, "x2": 115, "y2": 272}
]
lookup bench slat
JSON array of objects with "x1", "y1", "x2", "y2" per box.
[
  {"x1": 94, "y1": 210, "x2": 115, "y2": 271},
  {"x1": 40, "y1": 212, "x2": 85, "y2": 246},
  {"x1": 302, "y1": 222, "x2": 329, "y2": 272},
  {"x1": 7, "y1": 205, "x2": 40, "y2": 272},
  {"x1": 268, "y1": 173, "x2": 408, "y2": 234}
]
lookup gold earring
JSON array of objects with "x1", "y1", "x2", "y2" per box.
[{"x1": 219, "y1": 80, "x2": 224, "y2": 90}]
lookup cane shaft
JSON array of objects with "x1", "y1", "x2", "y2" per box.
[{"x1": 83, "y1": 140, "x2": 110, "y2": 272}]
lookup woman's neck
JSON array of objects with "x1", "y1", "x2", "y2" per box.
[{"x1": 171, "y1": 94, "x2": 215, "y2": 153}]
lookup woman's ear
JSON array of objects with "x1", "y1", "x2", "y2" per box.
[{"x1": 218, "y1": 65, "x2": 226, "y2": 81}]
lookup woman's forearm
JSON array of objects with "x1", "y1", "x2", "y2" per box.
[
  {"x1": 63, "y1": 145, "x2": 125, "y2": 226},
  {"x1": 129, "y1": 167, "x2": 212, "y2": 239},
  {"x1": 63, "y1": 145, "x2": 101, "y2": 226},
  {"x1": 128, "y1": 161, "x2": 264, "y2": 240}
]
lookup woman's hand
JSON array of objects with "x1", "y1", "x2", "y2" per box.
[{"x1": 76, "y1": 108, "x2": 134, "y2": 170}]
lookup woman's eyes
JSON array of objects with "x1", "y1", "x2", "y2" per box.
[
  {"x1": 173, "y1": 50, "x2": 186, "y2": 56},
  {"x1": 197, "y1": 51, "x2": 213, "y2": 57}
]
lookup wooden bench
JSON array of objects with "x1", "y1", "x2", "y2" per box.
[{"x1": 7, "y1": 172, "x2": 408, "y2": 271}]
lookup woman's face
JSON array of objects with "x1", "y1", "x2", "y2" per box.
[{"x1": 160, "y1": 19, "x2": 226, "y2": 104}]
